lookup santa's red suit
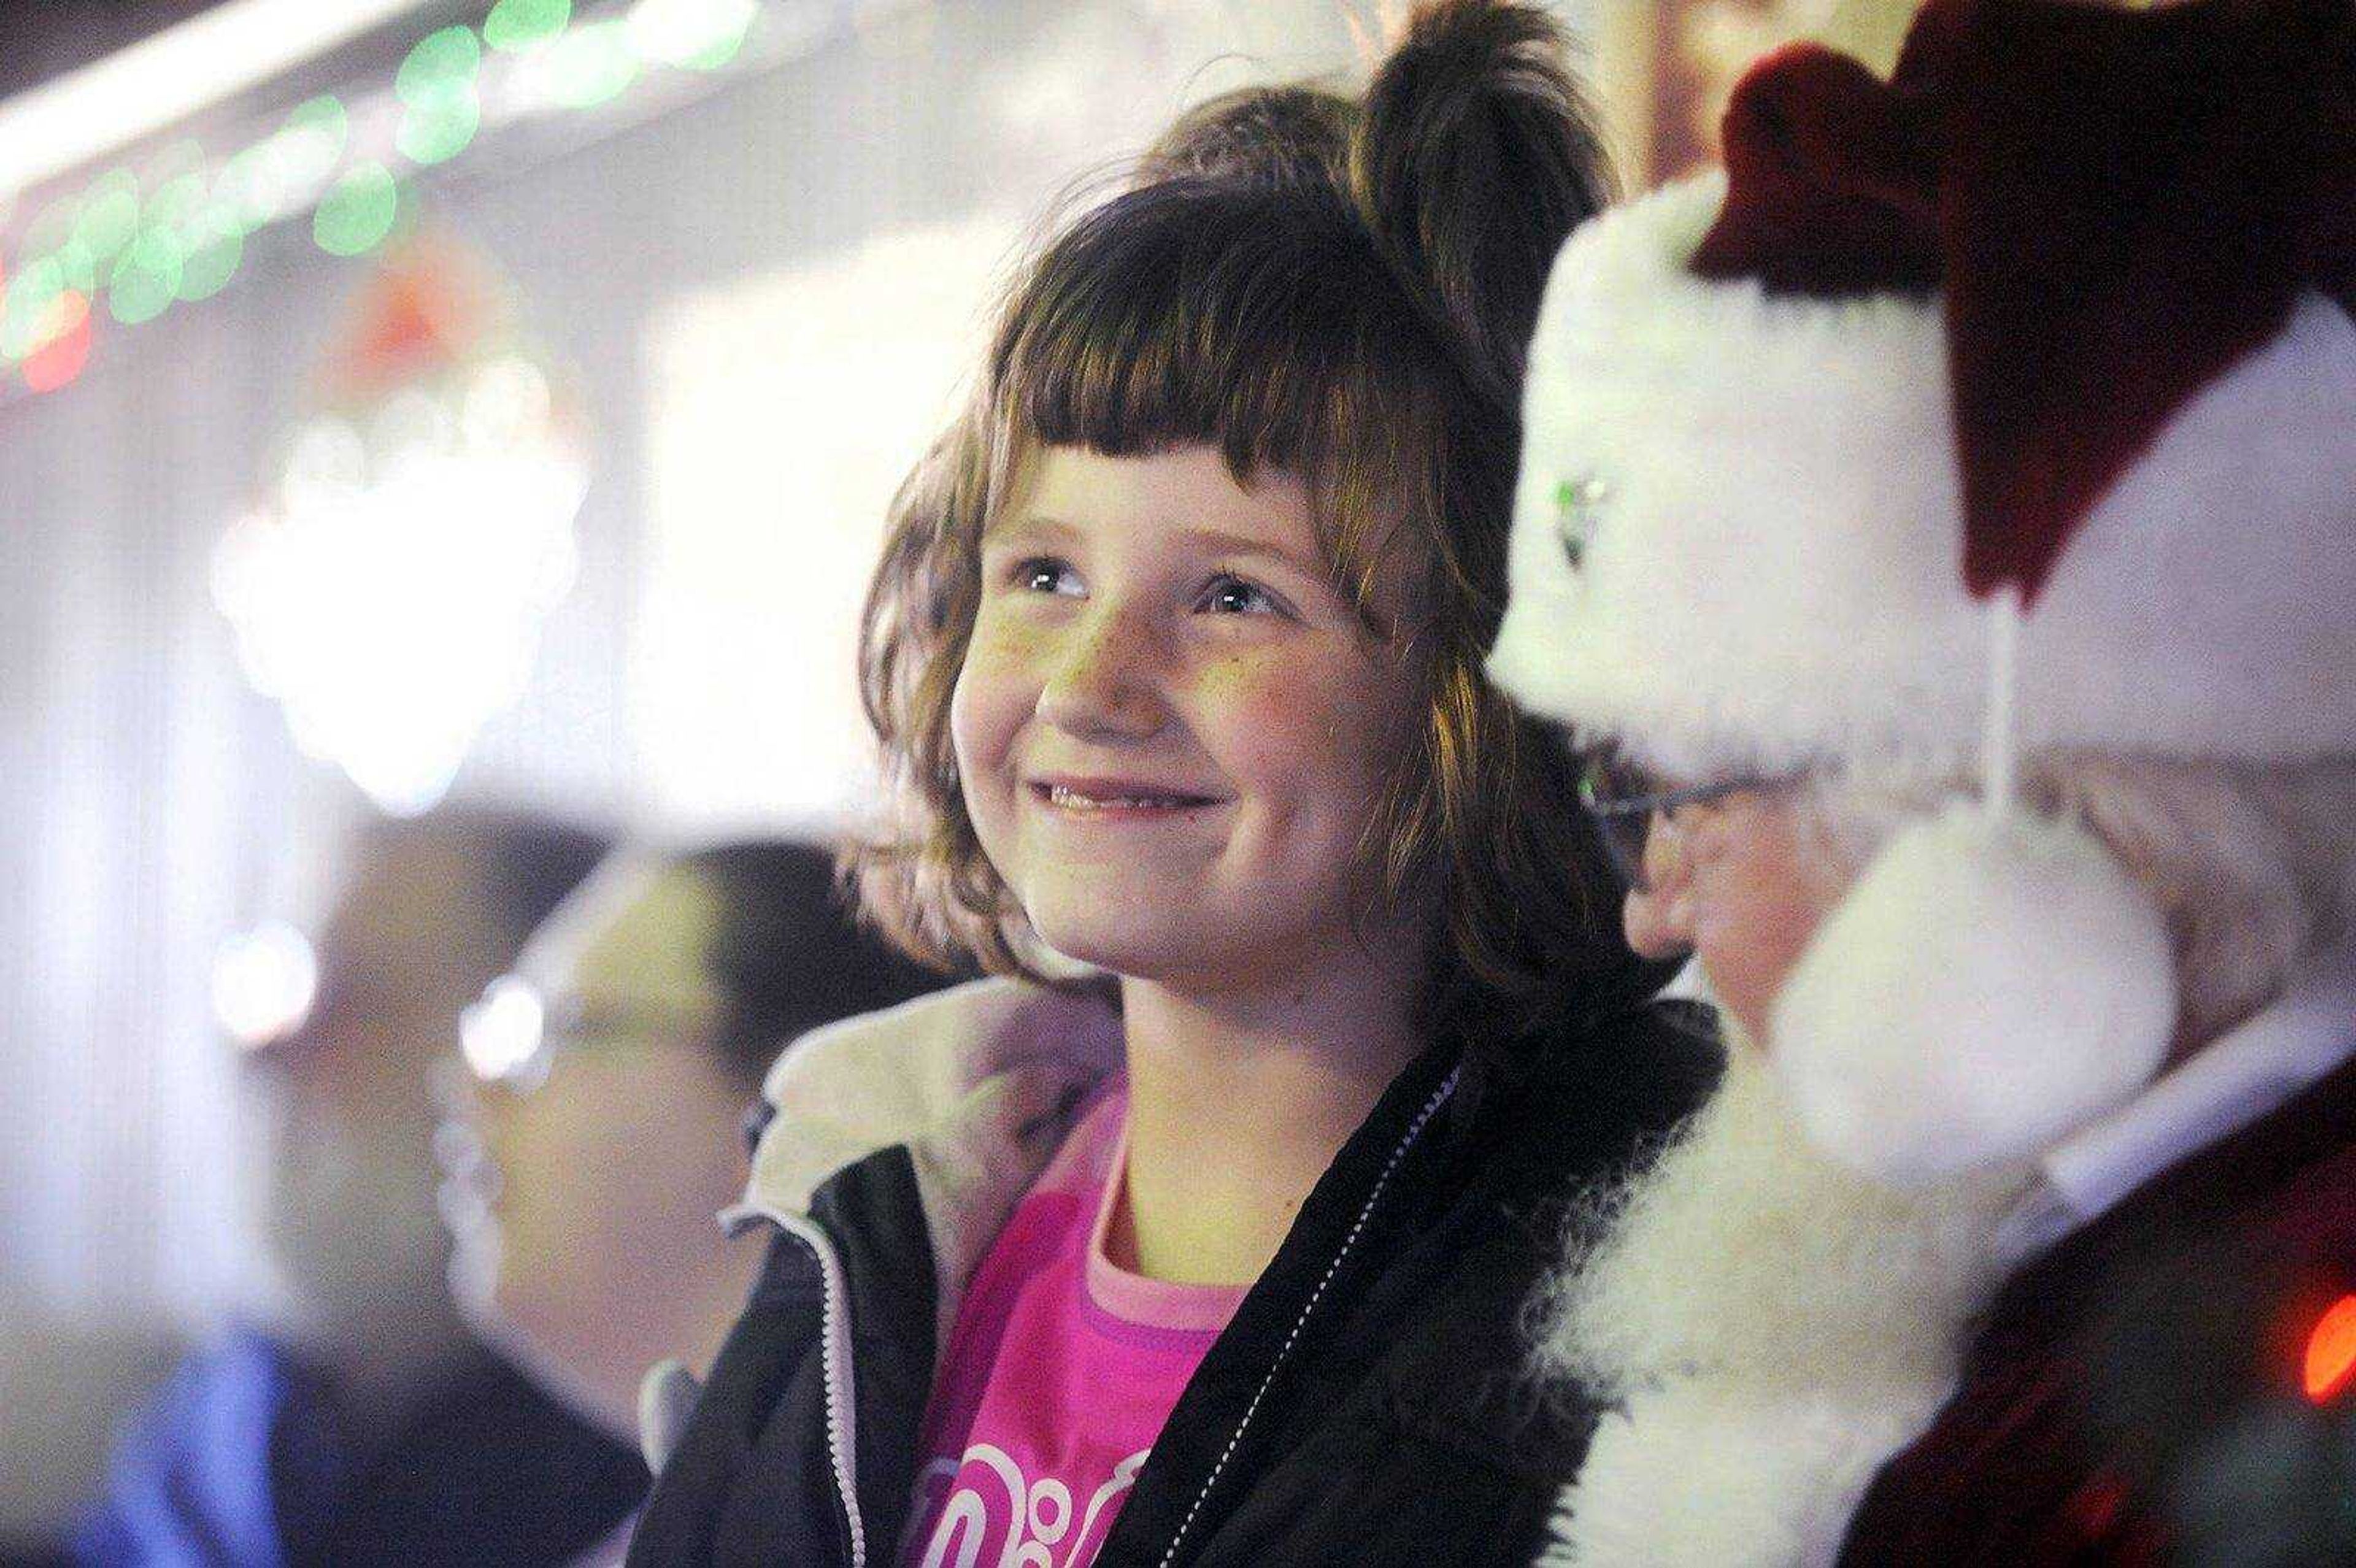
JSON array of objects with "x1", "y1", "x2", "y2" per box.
[{"x1": 1842, "y1": 1050, "x2": 2356, "y2": 1564}]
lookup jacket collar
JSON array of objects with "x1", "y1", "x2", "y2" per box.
[{"x1": 726, "y1": 975, "x2": 1124, "y2": 1349}]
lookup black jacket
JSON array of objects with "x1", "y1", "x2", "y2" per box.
[{"x1": 627, "y1": 980, "x2": 1717, "y2": 1568}]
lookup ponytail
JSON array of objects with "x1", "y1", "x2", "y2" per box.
[{"x1": 1352, "y1": 0, "x2": 1615, "y2": 399}]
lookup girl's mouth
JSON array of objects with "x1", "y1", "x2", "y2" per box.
[{"x1": 1031, "y1": 779, "x2": 1223, "y2": 813}]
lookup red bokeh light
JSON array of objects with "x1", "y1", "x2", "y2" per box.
[
  {"x1": 2306, "y1": 1294, "x2": 2356, "y2": 1404},
  {"x1": 23, "y1": 290, "x2": 93, "y2": 394}
]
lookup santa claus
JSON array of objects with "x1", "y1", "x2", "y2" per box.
[{"x1": 1487, "y1": 0, "x2": 2356, "y2": 1562}]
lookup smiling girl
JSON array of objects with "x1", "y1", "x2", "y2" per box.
[{"x1": 625, "y1": 6, "x2": 1709, "y2": 1566}]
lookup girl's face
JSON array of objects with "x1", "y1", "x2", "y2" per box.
[{"x1": 952, "y1": 444, "x2": 1428, "y2": 994}]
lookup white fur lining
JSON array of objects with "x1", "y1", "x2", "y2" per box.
[
  {"x1": 728, "y1": 975, "x2": 1123, "y2": 1356},
  {"x1": 1488, "y1": 172, "x2": 2356, "y2": 779}
]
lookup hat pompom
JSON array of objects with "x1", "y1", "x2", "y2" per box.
[{"x1": 1768, "y1": 801, "x2": 2175, "y2": 1185}]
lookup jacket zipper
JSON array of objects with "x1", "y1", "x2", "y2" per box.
[
  {"x1": 1153, "y1": 1064, "x2": 1463, "y2": 1568},
  {"x1": 734, "y1": 1203, "x2": 868, "y2": 1568}
]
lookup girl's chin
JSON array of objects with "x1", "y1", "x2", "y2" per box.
[
  {"x1": 1031, "y1": 928, "x2": 1188, "y2": 980},
  {"x1": 1030, "y1": 921, "x2": 1245, "y2": 989}
]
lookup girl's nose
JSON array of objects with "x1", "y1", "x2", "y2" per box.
[{"x1": 1036, "y1": 605, "x2": 1166, "y2": 742}]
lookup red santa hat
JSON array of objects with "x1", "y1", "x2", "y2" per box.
[{"x1": 1488, "y1": 0, "x2": 2356, "y2": 1182}]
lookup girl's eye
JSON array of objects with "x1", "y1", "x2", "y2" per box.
[
  {"x1": 1196, "y1": 574, "x2": 1284, "y2": 617},
  {"x1": 1013, "y1": 557, "x2": 1082, "y2": 596}
]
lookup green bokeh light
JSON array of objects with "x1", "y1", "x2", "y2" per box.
[
  {"x1": 75, "y1": 171, "x2": 143, "y2": 261},
  {"x1": 177, "y1": 208, "x2": 245, "y2": 301},
  {"x1": 669, "y1": 2, "x2": 758, "y2": 71},
  {"x1": 268, "y1": 94, "x2": 352, "y2": 209},
  {"x1": 219, "y1": 144, "x2": 278, "y2": 232},
  {"x1": 286, "y1": 94, "x2": 350, "y2": 147},
  {"x1": 314, "y1": 163, "x2": 401, "y2": 257},
  {"x1": 50, "y1": 240, "x2": 98, "y2": 296},
  {"x1": 1, "y1": 256, "x2": 65, "y2": 359},
  {"x1": 398, "y1": 26, "x2": 482, "y2": 101},
  {"x1": 145, "y1": 172, "x2": 209, "y2": 230},
  {"x1": 483, "y1": 0, "x2": 570, "y2": 52},
  {"x1": 109, "y1": 228, "x2": 185, "y2": 325},
  {"x1": 545, "y1": 21, "x2": 641, "y2": 107},
  {"x1": 645, "y1": 1, "x2": 758, "y2": 71},
  {"x1": 396, "y1": 90, "x2": 482, "y2": 165}
]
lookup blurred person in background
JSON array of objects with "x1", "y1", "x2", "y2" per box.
[
  {"x1": 69, "y1": 807, "x2": 649, "y2": 1568},
  {"x1": 434, "y1": 839, "x2": 950, "y2": 1456}
]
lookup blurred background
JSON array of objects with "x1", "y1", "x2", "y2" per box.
[{"x1": 0, "y1": 0, "x2": 1915, "y2": 1548}]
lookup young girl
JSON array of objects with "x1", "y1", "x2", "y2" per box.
[{"x1": 626, "y1": 6, "x2": 1710, "y2": 1564}]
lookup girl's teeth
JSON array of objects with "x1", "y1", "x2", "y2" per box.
[{"x1": 1050, "y1": 785, "x2": 1187, "y2": 809}]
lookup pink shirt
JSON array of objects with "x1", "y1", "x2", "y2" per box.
[{"x1": 899, "y1": 1084, "x2": 1247, "y2": 1568}]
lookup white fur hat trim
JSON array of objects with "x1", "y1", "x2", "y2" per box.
[
  {"x1": 1769, "y1": 802, "x2": 2177, "y2": 1183},
  {"x1": 1486, "y1": 174, "x2": 2356, "y2": 782}
]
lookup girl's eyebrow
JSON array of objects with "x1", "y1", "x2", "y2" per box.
[
  {"x1": 1176, "y1": 526, "x2": 1322, "y2": 579},
  {"x1": 979, "y1": 513, "x2": 1078, "y2": 545},
  {"x1": 983, "y1": 515, "x2": 1321, "y2": 580}
]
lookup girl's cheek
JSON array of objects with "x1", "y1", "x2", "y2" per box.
[
  {"x1": 1199, "y1": 652, "x2": 1332, "y2": 771},
  {"x1": 951, "y1": 621, "x2": 1036, "y2": 743}
]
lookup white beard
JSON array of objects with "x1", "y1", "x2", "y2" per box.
[{"x1": 1530, "y1": 1037, "x2": 2036, "y2": 1567}]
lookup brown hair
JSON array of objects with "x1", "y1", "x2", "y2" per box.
[{"x1": 853, "y1": 1, "x2": 1669, "y2": 1056}]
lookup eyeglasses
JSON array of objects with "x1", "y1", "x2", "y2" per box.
[
  {"x1": 1577, "y1": 751, "x2": 1789, "y2": 893},
  {"x1": 458, "y1": 974, "x2": 716, "y2": 1091}
]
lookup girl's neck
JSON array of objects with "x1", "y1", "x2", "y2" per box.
[{"x1": 1112, "y1": 936, "x2": 1430, "y2": 1286}]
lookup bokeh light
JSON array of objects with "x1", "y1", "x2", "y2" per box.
[
  {"x1": 483, "y1": 0, "x2": 572, "y2": 52},
  {"x1": 73, "y1": 170, "x2": 142, "y2": 264},
  {"x1": 1, "y1": 255, "x2": 66, "y2": 361},
  {"x1": 542, "y1": 20, "x2": 641, "y2": 107},
  {"x1": 177, "y1": 204, "x2": 246, "y2": 301},
  {"x1": 314, "y1": 162, "x2": 402, "y2": 256},
  {"x1": 279, "y1": 96, "x2": 351, "y2": 188},
  {"x1": 21, "y1": 290, "x2": 93, "y2": 393},
  {"x1": 108, "y1": 227, "x2": 185, "y2": 325},
  {"x1": 217, "y1": 142, "x2": 283, "y2": 233},
  {"x1": 2308, "y1": 1294, "x2": 2356, "y2": 1404},
  {"x1": 460, "y1": 974, "x2": 547, "y2": 1084},
  {"x1": 0, "y1": 0, "x2": 780, "y2": 386},
  {"x1": 396, "y1": 28, "x2": 485, "y2": 167},
  {"x1": 212, "y1": 922, "x2": 320, "y2": 1048},
  {"x1": 398, "y1": 25, "x2": 483, "y2": 100},
  {"x1": 626, "y1": 0, "x2": 760, "y2": 71},
  {"x1": 204, "y1": 100, "x2": 344, "y2": 237},
  {"x1": 398, "y1": 93, "x2": 483, "y2": 166},
  {"x1": 214, "y1": 351, "x2": 588, "y2": 815},
  {"x1": 144, "y1": 171, "x2": 208, "y2": 231}
]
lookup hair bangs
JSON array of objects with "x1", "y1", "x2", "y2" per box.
[{"x1": 991, "y1": 180, "x2": 1450, "y2": 559}]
